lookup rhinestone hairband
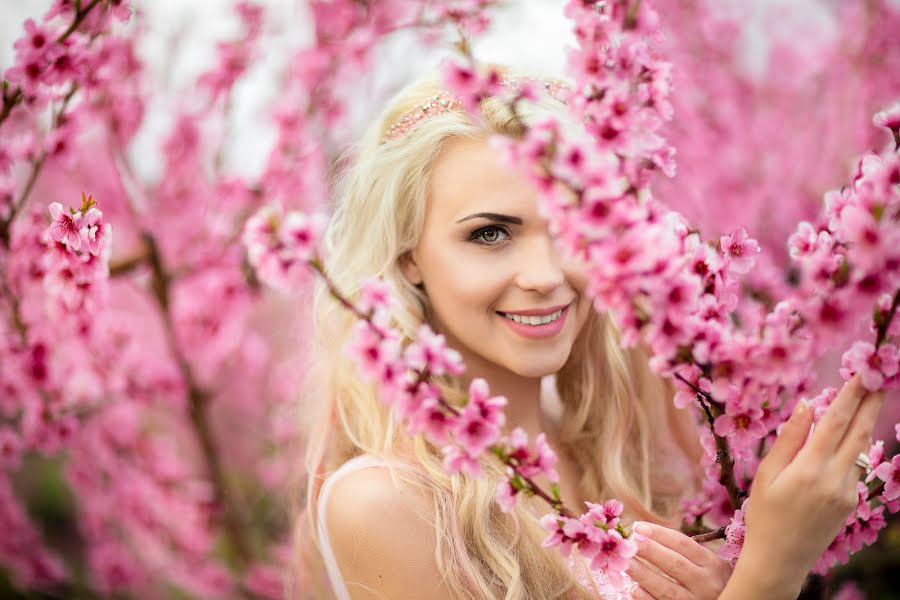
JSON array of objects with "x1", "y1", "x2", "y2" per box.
[{"x1": 380, "y1": 77, "x2": 571, "y2": 144}]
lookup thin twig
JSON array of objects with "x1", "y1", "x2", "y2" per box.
[
  {"x1": 0, "y1": 83, "x2": 79, "y2": 249},
  {"x1": 142, "y1": 232, "x2": 254, "y2": 567},
  {"x1": 691, "y1": 526, "x2": 726, "y2": 544}
]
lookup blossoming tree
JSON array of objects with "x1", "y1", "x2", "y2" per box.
[{"x1": 1, "y1": 1, "x2": 898, "y2": 599}]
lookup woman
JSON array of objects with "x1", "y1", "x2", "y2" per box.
[{"x1": 294, "y1": 69, "x2": 884, "y2": 599}]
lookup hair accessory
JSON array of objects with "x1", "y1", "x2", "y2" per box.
[
  {"x1": 380, "y1": 76, "x2": 571, "y2": 144},
  {"x1": 381, "y1": 92, "x2": 463, "y2": 144}
]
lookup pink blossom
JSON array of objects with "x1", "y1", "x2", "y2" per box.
[
  {"x1": 81, "y1": 207, "x2": 112, "y2": 257},
  {"x1": 441, "y1": 444, "x2": 482, "y2": 477},
  {"x1": 441, "y1": 61, "x2": 503, "y2": 113},
  {"x1": 357, "y1": 277, "x2": 393, "y2": 314},
  {"x1": 504, "y1": 427, "x2": 560, "y2": 482},
  {"x1": 531, "y1": 433, "x2": 560, "y2": 483},
  {"x1": 583, "y1": 528, "x2": 637, "y2": 573},
  {"x1": 280, "y1": 210, "x2": 327, "y2": 262},
  {"x1": 719, "y1": 501, "x2": 747, "y2": 563},
  {"x1": 873, "y1": 100, "x2": 900, "y2": 132},
  {"x1": 719, "y1": 228, "x2": 759, "y2": 274},
  {"x1": 583, "y1": 499, "x2": 624, "y2": 530},
  {"x1": 452, "y1": 379, "x2": 506, "y2": 457},
  {"x1": 88, "y1": 542, "x2": 143, "y2": 595},
  {"x1": 840, "y1": 341, "x2": 899, "y2": 392},
  {"x1": 404, "y1": 324, "x2": 465, "y2": 377},
  {"x1": 838, "y1": 204, "x2": 885, "y2": 270},
  {"x1": 4, "y1": 53, "x2": 49, "y2": 99},
  {"x1": 15, "y1": 19, "x2": 53, "y2": 57},
  {"x1": 405, "y1": 392, "x2": 452, "y2": 445},
  {"x1": 540, "y1": 513, "x2": 582, "y2": 558},
  {"x1": 868, "y1": 455, "x2": 900, "y2": 502},
  {"x1": 494, "y1": 480, "x2": 518, "y2": 513},
  {"x1": 343, "y1": 321, "x2": 402, "y2": 383},
  {"x1": 713, "y1": 401, "x2": 767, "y2": 450},
  {"x1": 788, "y1": 221, "x2": 823, "y2": 258},
  {"x1": 48, "y1": 202, "x2": 83, "y2": 251}
]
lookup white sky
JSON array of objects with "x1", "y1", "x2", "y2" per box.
[{"x1": 0, "y1": 0, "x2": 838, "y2": 181}]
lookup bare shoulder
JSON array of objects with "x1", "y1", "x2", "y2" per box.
[{"x1": 324, "y1": 465, "x2": 455, "y2": 600}]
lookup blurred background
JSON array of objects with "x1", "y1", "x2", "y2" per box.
[{"x1": 0, "y1": 1, "x2": 898, "y2": 599}]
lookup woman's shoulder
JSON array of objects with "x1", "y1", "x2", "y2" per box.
[
  {"x1": 322, "y1": 452, "x2": 435, "y2": 537},
  {"x1": 322, "y1": 454, "x2": 453, "y2": 599}
]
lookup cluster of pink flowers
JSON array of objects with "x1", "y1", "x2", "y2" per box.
[
  {"x1": 443, "y1": 0, "x2": 900, "y2": 582},
  {"x1": 41, "y1": 194, "x2": 112, "y2": 311},
  {"x1": 4, "y1": 1, "x2": 130, "y2": 111},
  {"x1": 242, "y1": 204, "x2": 327, "y2": 291}
]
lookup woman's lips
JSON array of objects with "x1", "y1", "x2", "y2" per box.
[{"x1": 497, "y1": 303, "x2": 570, "y2": 338}]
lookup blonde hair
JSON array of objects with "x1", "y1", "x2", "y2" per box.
[{"x1": 290, "y1": 66, "x2": 703, "y2": 600}]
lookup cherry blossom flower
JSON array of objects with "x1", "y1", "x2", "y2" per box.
[
  {"x1": 452, "y1": 379, "x2": 506, "y2": 457},
  {"x1": 719, "y1": 228, "x2": 759, "y2": 274},
  {"x1": 873, "y1": 101, "x2": 900, "y2": 132},
  {"x1": 441, "y1": 444, "x2": 482, "y2": 477},
  {"x1": 719, "y1": 500, "x2": 747, "y2": 563},
  {"x1": 540, "y1": 513, "x2": 583, "y2": 558},
  {"x1": 584, "y1": 528, "x2": 637, "y2": 574},
  {"x1": 868, "y1": 455, "x2": 900, "y2": 502},
  {"x1": 81, "y1": 206, "x2": 112, "y2": 257},
  {"x1": 713, "y1": 401, "x2": 767, "y2": 451},
  {"x1": 404, "y1": 324, "x2": 465, "y2": 377},
  {"x1": 839, "y1": 341, "x2": 900, "y2": 391},
  {"x1": 494, "y1": 480, "x2": 519, "y2": 513},
  {"x1": 48, "y1": 201, "x2": 83, "y2": 251}
]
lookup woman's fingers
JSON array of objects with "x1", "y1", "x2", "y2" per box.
[
  {"x1": 631, "y1": 585, "x2": 657, "y2": 600},
  {"x1": 806, "y1": 376, "x2": 866, "y2": 456},
  {"x1": 835, "y1": 390, "x2": 885, "y2": 473},
  {"x1": 633, "y1": 528, "x2": 702, "y2": 586},
  {"x1": 755, "y1": 399, "x2": 814, "y2": 486},
  {"x1": 633, "y1": 522, "x2": 717, "y2": 567},
  {"x1": 627, "y1": 559, "x2": 689, "y2": 600}
]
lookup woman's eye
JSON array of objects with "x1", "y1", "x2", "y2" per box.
[{"x1": 470, "y1": 225, "x2": 510, "y2": 245}]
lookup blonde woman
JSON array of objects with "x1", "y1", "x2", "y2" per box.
[{"x1": 294, "y1": 69, "x2": 884, "y2": 600}]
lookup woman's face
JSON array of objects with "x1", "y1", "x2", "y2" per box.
[{"x1": 400, "y1": 136, "x2": 592, "y2": 380}]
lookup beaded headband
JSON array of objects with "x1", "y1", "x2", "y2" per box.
[{"x1": 380, "y1": 76, "x2": 571, "y2": 144}]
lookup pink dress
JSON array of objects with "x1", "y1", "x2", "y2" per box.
[{"x1": 316, "y1": 454, "x2": 636, "y2": 599}]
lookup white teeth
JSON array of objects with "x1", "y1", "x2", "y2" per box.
[{"x1": 500, "y1": 308, "x2": 563, "y2": 325}]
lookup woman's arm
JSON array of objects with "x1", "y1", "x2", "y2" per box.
[
  {"x1": 626, "y1": 376, "x2": 884, "y2": 600},
  {"x1": 719, "y1": 376, "x2": 884, "y2": 600}
]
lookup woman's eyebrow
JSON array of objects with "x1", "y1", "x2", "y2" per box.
[{"x1": 454, "y1": 212, "x2": 523, "y2": 225}]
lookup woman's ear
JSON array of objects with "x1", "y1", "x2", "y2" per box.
[{"x1": 399, "y1": 251, "x2": 423, "y2": 286}]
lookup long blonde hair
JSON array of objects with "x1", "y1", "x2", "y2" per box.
[{"x1": 291, "y1": 67, "x2": 703, "y2": 600}]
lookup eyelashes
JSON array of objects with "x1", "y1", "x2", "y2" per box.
[{"x1": 467, "y1": 225, "x2": 511, "y2": 246}]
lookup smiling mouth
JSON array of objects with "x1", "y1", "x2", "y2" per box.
[{"x1": 497, "y1": 308, "x2": 565, "y2": 325}]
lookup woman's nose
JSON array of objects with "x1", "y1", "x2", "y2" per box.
[{"x1": 515, "y1": 235, "x2": 565, "y2": 294}]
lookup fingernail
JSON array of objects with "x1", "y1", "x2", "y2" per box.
[{"x1": 633, "y1": 521, "x2": 650, "y2": 535}]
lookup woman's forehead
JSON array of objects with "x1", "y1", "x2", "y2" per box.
[{"x1": 427, "y1": 137, "x2": 540, "y2": 221}]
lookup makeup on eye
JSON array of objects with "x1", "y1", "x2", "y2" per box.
[{"x1": 467, "y1": 224, "x2": 511, "y2": 246}]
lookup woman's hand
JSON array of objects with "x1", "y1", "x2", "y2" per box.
[
  {"x1": 724, "y1": 375, "x2": 885, "y2": 600},
  {"x1": 626, "y1": 521, "x2": 732, "y2": 600}
]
